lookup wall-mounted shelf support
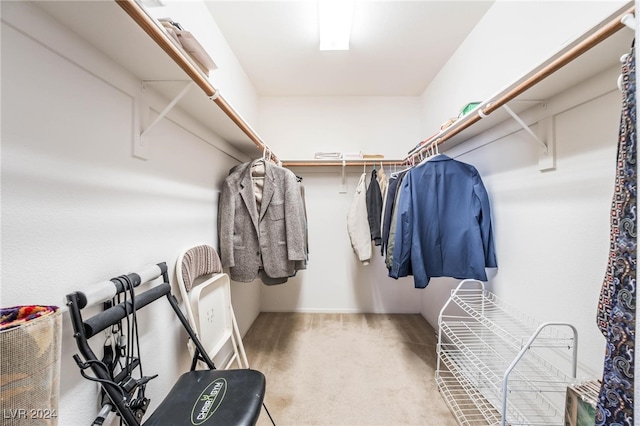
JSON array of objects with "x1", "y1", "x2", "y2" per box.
[
  {"x1": 494, "y1": 104, "x2": 555, "y2": 171},
  {"x1": 142, "y1": 81, "x2": 193, "y2": 137},
  {"x1": 404, "y1": 3, "x2": 633, "y2": 166},
  {"x1": 500, "y1": 104, "x2": 547, "y2": 153},
  {"x1": 133, "y1": 81, "x2": 193, "y2": 160},
  {"x1": 536, "y1": 115, "x2": 555, "y2": 171},
  {"x1": 116, "y1": 0, "x2": 280, "y2": 164},
  {"x1": 471, "y1": 101, "x2": 555, "y2": 171}
]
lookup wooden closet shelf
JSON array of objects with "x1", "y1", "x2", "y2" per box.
[
  {"x1": 115, "y1": 0, "x2": 279, "y2": 164},
  {"x1": 277, "y1": 3, "x2": 634, "y2": 168},
  {"x1": 406, "y1": 2, "x2": 635, "y2": 162},
  {"x1": 36, "y1": 0, "x2": 278, "y2": 162},
  {"x1": 281, "y1": 159, "x2": 406, "y2": 167},
  {"x1": 36, "y1": 0, "x2": 633, "y2": 166}
]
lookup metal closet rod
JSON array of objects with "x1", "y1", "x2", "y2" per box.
[
  {"x1": 115, "y1": 0, "x2": 279, "y2": 164},
  {"x1": 405, "y1": 3, "x2": 635, "y2": 163}
]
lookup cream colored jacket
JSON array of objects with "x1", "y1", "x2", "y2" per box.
[{"x1": 347, "y1": 173, "x2": 372, "y2": 265}]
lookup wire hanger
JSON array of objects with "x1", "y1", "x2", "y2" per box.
[
  {"x1": 418, "y1": 144, "x2": 432, "y2": 165},
  {"x1": 419, "y1": 140, "x2": 441, "y2": 164}
]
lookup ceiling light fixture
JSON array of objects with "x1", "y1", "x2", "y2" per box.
[
  {"x1": 318, "y1": 0, "x2": 355, "y2": 51},
  {"x1": 140, "y1": 0, "x2": 166, "y2": 7}
]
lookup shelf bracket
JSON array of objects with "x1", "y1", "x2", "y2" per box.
[
  {"x1": 133, "y1": 81, "x2": 193, "y2": 160},
  {"x1": 502, "y1": 104, "x2": 548, "y2": 154},
  {"x1": 498, "y1": 104, "x2": 555, "y2": 172},
  {"x1": 536, "y1": 115, "x2": 555, "y2": 171},
  {"x1": 339, "y1": 160, "x2": 347, "y2": 193}
]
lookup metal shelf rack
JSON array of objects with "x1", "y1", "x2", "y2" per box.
[{"x1": 436, "y1": 280, "x2": 578, "y2": 426}]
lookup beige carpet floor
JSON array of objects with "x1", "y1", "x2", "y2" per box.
[{"x1": 243, "y1": 313, "x2": 457, "y2": 426}]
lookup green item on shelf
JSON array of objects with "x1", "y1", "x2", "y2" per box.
[{"x1": 460, "y1": 102, "x2": 481, "y2": 117}]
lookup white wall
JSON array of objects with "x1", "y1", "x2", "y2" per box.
[
  {"x1": 1, "y1": 2, "x2": 261, "y2": 424},
  {"x1": 259, "y1": 170, "x2": 423, "y2": 313},
  {"x1": 257, "y1": 96, "x2": 424, "y2": 313},
  {"x1": 259, "y1": 96, "x2": 423, "y2": 159},
  {"x1": 425, "y1": 79, "x2": 621, "y2": 381},
  {"x1": 418, "y1": 0, "x2": 631, "y2": 380}
]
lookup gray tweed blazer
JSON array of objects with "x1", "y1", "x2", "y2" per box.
[{"x1": 219, "y1": 160, "x2": 306, "y2": 282}]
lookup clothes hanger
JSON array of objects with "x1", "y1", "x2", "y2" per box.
[
  {"x1": 392, "y1": 160, "x2": 409, "y2": 177},
  {"x1": 419, "y1": 140, "x2": 441, "y2": 165},
  {"x1": 254, "y1": 148, "x2": 266, "y2": 164},
  {"x1": 391, "y1": 163, "x2": 398, "y2": 177},
  {"x1": 418, "y1": 145, "x2": 431, "y2": 165},
  {"x1": 617, "y1": 52, "x2": 631, "y2": 92},
  {"x1": 252, "y1": 147, "x2": 268, "y2": 170}
]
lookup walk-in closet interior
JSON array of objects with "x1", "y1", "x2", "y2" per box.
[{"x1": 1, "y1": 1, "x2": 638, "y2": 425}]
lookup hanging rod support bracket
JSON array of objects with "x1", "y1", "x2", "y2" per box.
[
  {"x1": 209, "y1": 89, "x2": 220, "y2": 101},
  {"x1": 339, "y1": 160, "x2": 347, "y2": 193},
  {"x1": 621, "y1": 13, "x2": 636, "y2": 31},
  {"x1": 502, "y1": 104, "x2": 548, "y2": 154},
  {"x1": 133, "y1": 81, "x2": 193, "y2": 160},
  {"x1": 478, "y1": 108, "x2": 489, "y2": 119},
  {"x1": 141, "y1": 81, "x2": 193, "y2": 138}
]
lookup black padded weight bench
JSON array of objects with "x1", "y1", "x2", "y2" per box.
[{"x1": 66, "y1": 262, "x2": 268, "y2": 426}]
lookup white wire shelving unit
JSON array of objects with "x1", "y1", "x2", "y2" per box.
[{"x1": 436, "y1": 280, "x2": 578, "y2": 426}]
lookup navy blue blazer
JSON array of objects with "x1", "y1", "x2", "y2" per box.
[{"x1": 390, "y1": 155, "x2": 497, "y2": 288}]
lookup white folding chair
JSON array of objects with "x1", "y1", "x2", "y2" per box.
[{"x1": 176, "y1": 245, "x2": 249, "y2": 369}]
